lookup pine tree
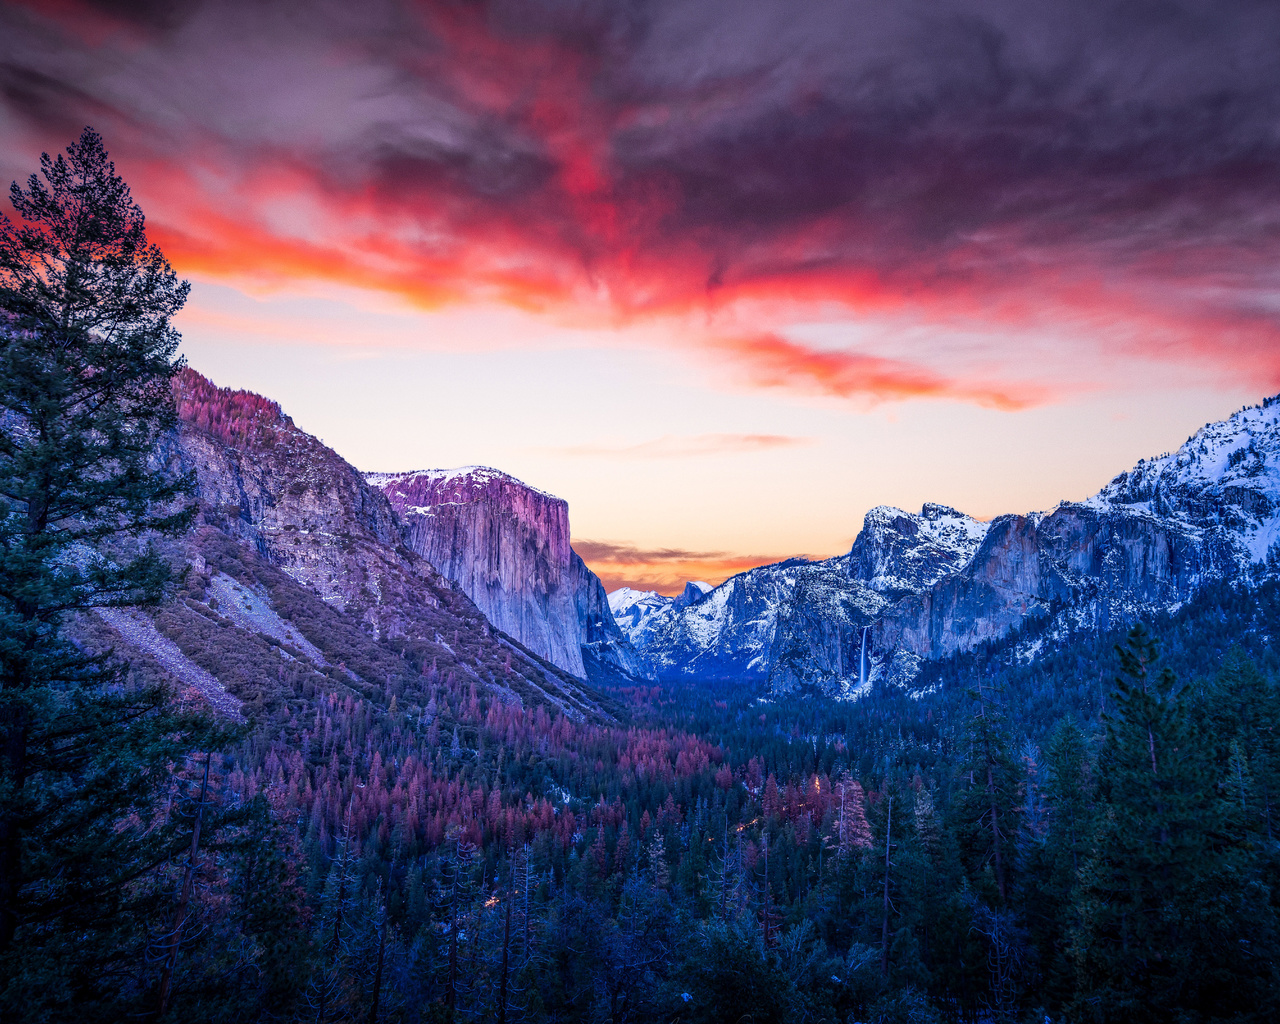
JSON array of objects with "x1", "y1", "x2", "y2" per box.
[
  {"x1": 1069, "y1": 626, "x2": 1279, "y2": 1022},
  {"x1": 308, "y1": 806, "x2": 362, "y2": 1023},
  {"x1": 955, "y1": 683, "x2": 1022, "y2": 905},
  {"x1": 1201, "y1": 650, "x2": 1280, "y2": 841},
  {"x1": 836, "y1": 775, "x2": 873, "y2": 855},
  {"x1": 1022, "y1": 717, "x2": 1092, "y2": 1012},
  {"x1": 436, "y1": 825, "x2": 481, "y2": 1018},
  {"x1": 0, "y1": 128, "x2": 228, "y2": 1016}
]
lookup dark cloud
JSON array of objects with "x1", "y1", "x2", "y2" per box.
[
  {"x1": 81, "y1": 0, "x2": 201, "y2": 32},
  {"x1": 0, "y1": 61, "x2": 122, "y2": 136},
  {"x1": 3, "y1": 0, "x2": 1279, "y2": 397},
  {"x1": 600, "y1": 1, "x2": 1280, "y2": 269}
]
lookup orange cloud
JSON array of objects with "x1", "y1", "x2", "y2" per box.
[
  {"x1": 574, "y1": 539, "x2": 826, "y2": 596},
  {"x1": 716, "y1": 332, "x2": 1047, "y2": 409}
]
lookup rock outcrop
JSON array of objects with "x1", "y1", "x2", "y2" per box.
[{"x1": 368, "y1": 467, "x2": 649, "y2": 682}]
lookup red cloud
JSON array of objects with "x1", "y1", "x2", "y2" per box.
[
  {"x1": 7, "y1": 0, "x2": 1280, "y2": 404},
  {"x1": 717, "y1": 332, "x2": 1046, "y2": 409}
]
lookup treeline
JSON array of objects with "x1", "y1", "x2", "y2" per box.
[
  {"x1": 22, "y1": 613, "x2": 1278, "y2": 1024},
  {"x1": 173, "y1": 366, "x2": 292, "y2": 448}
]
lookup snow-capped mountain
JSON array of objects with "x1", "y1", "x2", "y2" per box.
[
  {"x1": 612, "y1": 396, "x2": 1280, "y2": 696},
  {"x1": 369, "y1": 466, "x2": 649, "y2": 682},
  {"x1": 607, "y1": 503, "x2": 989, "y2": 692},
  {"x1": 850, "y1": 504, "x2": 988, "y2": 596},
  {"x1": 608, "y1": 588, "x2": 673, "y2": 639},
  {"x1": 1088, "y1": 398, "x2": 1280, "y2": 566}
]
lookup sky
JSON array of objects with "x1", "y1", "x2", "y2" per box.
[{"x1": 3, "y1": 0, "x2": 1280, "y2": 594}]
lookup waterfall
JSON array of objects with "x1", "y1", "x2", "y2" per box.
[{"x1": 859, "y1": 625, "x2": 869, "y2": 690}]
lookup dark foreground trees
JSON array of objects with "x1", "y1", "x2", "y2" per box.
[
  {"x1": 0, "y1": 128, "x2": 227, "y2": 1017},
  {"x1": 1069, "y1": 627, "x2": 1280, "y2": 1023}
]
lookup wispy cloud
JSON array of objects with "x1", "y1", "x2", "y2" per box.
[
  {"x1": 548, "y1": 433, "x2": 811, "y2": 459},
  {"x1": 719, "y1": 333, "x2": 1048, "y2": 409},
  {"x1": 573, "y1": 542, "x2": 734, "y2": 564}
]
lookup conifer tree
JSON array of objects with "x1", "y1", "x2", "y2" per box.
[
  {"x1": 1022, "y1": 717, "x2": 1092, "y2": 1011},
  {"x1": 0, "y1": 128, "x2": 227, "y2": 1016},
  {"x1": 1069, "y1": 626, "x2": 1279, "y2": 1022},
  {"x1": 955, "y1": 684, "x2": 1021, "y2": 905},
  {"x1": 1202, "y1": 650, "x2": 1280, "y2": 841}
]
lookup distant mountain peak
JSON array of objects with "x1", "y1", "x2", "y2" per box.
[
  {"x1": 674, "y1": 580, "x2": 713, "y2": 610},
  {"x1": 618, "y1": 392, "x2": 1280, "y2": 697}
]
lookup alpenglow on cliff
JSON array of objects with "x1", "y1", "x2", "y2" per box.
[{"x1": 368, "y1": 467, "x2": 648, "y2": 683}]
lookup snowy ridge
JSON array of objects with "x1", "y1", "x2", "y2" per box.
[
  {"x1": 614, "y1": 393, "x2": 1280, "y2": 697},
  {"x1": 850, "y1": 503, "x2": 988, "y2": 595},
  {"x1": 610, "y1": 556, "x2": 880, "y2": 683},
  {"x1": 1084, "y1": 397, "x2": 1280, "y2": 565},
  {"x1": 1094, "y1": 398, "x2": 1280, "y2": 502},
  {"x1": 610, "y1": 502, "x2": 987, "y2": 687},
  {"x1": 608, "y1": 588, "x2": 673, "y2": 628}
]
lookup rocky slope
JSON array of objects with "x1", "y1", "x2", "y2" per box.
[
  {"x1": 614, "y1": 397, "x2": 1280, "y2": 695},
  {"x1": 106, "y1": 369, "x2": 614, "y2": 723},
  {"x1": 368, "y1": 467, "x2": 648, "y2": 682},
  {"x1": 611, "y1": 504, "x2": 986, "y2": 693}
]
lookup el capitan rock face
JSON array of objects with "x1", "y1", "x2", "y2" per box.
[
  {"x1": 139, "y1": 369, "x2": 611, "y2": 722},
  {"x1": 368, "y1": 467, "x2": 583, "y2": 675},
  {"x1": 368, "y1": 467, "x2": 648, "y2": 682},
  {"x1": 613, "y1": 396, "x2": 1280, "y2": 696}
]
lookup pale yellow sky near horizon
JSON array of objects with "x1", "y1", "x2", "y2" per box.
[{"x1": 175, "y1": 280, "x2": 1262, "y2": 595}]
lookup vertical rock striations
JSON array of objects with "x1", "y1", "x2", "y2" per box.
[
  {"x1": 369, "y1": 468, "x2": 649, "y2": 681},
  {"x1": 369, "y1": 468, "x2": 584, "y2": 675}
]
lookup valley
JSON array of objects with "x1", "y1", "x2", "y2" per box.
[{"x1": 65, "y1": 368, "x2": 1280, "y2": 1023}]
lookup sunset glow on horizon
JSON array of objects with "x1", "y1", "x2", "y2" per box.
[{"x1": 4, "y1": 0, "x2": 1279, "y2": 594}]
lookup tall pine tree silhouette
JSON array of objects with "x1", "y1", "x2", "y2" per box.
[{"x1": 0, "y1": 128, "x2": 228, "y2": 1016}]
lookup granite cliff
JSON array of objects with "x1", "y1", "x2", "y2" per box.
[
  {"x1": 368, "y1": 468, "x2": 649, "y2": 682},
  {"x1": 613, "y1": 397, "x2": 1280, "y2": 696}
]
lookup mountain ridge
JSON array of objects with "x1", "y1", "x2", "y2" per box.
[
  {"x1": 611, "y1": 395, "x2": 1280, "y2": 696},
  {"x1": 105, "y1": 367, "x2": 617, "y2": 724}
]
